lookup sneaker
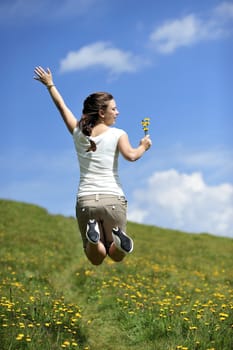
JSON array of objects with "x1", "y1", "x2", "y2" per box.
[
  {"x1": 86, "y1": 219, "x2": 100, "y2": 244},
  {"x1": 112, "y1": 227, "x2": 134, "y2": 254}
]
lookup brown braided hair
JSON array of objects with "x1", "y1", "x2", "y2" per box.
[{"x1": 79, "y1": 92, "x2": 114, "y2": 152}]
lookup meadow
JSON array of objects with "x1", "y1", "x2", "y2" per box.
[{"x1": 0, "y1": 199, "x2": 232, "y2": 350}]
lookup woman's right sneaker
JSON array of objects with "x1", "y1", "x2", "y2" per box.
[
  {"x1": 112, "y1": 227, "x2": 134, "y2": 254},
  {"x1": 86, "y1": 219, "x2": 100, "y2": 244}
]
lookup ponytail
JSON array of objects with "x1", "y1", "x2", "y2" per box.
[
  {"x1": 79, "y1": 92, "x2": 114, "y2": 152},
  {"x1": 78, "y1": 114, "x2": 97, "y2": 152}
]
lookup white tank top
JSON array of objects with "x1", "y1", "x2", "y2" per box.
[{"x1": 73, "y1": 127, "x2": 126, "y2": 197}]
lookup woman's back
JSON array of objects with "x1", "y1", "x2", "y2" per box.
[{"x1": 73, "y1": 127, "x2": 126, "y2": 197}]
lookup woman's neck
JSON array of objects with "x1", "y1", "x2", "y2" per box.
[{"x1": 91, "y1": 123, "x2": 109, "y2": 137}]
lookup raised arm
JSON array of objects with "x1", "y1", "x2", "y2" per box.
[
  {"x1": 34, "y1": 66, "x2": 78, "y2": 134},
  {"x1": 118, "y1": 133, "x2": 152, "y2": 162}
]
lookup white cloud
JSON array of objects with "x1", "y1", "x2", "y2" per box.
[
  {"x1": 128, "y1": 169, "x2": 233, "y2": 237},
  {"x1": 60, "y1": 42, "x2": 143, "y2": 75},
  {"x1": 149, "y1": 2, "x2": 233, "y2": 54},
  {"x1": 149, "y1": 15, "x2": 202, "y2": 54}
]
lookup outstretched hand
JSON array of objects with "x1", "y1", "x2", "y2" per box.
[{"x1": 34, "y1": 66, "x2": 54, "y2": 87}]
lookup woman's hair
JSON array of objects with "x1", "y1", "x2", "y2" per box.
[{"x1": 79, "y1": 92, "x2": 114, "y2": 152}]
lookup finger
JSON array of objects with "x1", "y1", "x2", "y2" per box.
[
  {"x1": 34, "y1": 67, "x2": 43, "y2": 77},
  {"x1": 35, "y1": 66, "x2": 45, "y2": 76},
  {"x1": 34, "y1": 67, "x2": 40, "y2": 74},
  {"x1": 38, "y1": 66, "x2": 45, "y2": 72}
]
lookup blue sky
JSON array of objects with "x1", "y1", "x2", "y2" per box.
[{"x1": 1, "y1": 0, "x2": 233, "y2": 237}]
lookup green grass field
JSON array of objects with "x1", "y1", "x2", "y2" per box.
[{"x1": 0, "y1": 199, "x2": 232, "y2": 350}]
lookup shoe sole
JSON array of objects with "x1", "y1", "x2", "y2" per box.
[
  {"x1": 112, "y1": 230, "x2": 134, "y2": 254},
  {"x1": 86, "y1": 221, "x2": 100, "y2": 244}
]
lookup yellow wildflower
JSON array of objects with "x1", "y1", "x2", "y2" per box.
[{"x1": 16, "y1": 333, "x2": 24, "y2": 341}]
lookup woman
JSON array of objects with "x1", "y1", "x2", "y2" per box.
[{"x1": 34, "y1": 66, "x2": 152, "y2": 265}]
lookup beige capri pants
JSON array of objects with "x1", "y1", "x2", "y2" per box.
[{"x1": 76, "y1": 194, "x2": 127, "y2": 252}]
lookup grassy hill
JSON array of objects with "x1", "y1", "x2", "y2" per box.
[{"x1": 0, "y1": 199, "x2": 232, "y2": 350}]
